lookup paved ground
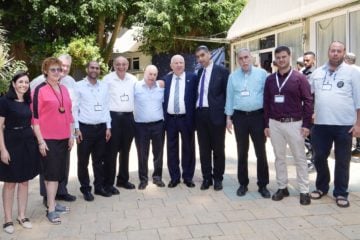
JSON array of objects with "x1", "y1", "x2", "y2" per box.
[{"x1": 1, "y1": 133, "x2": 360, "y2": 240}]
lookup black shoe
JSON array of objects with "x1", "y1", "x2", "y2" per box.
[
  {"x1": 184, "y1": 180, "x2": 195, "y2": 188},
  {"x1": 43, "y1": 197, "x2": 48, "y2": 208},
  {"x1": 258, "y1": 186, "x2": 271, "y2": 198},
  {"x1": 214, "y1": 181, "x2": 223, "y2": 191},
  {"x1": 116, "y1": 182, "x2": 136, "y2": 190},
  {"x1": 272, "y1": 188, "x2": 290, "y2": 201},
  {"x1": 55, "y1": 193, "x2": 76, "y2": 202},
  {"x1": 300, "y1": 193, "x2": 311, "y2": 205},
  {"x1": 94, "y1": 188, "x2": 112, "y2": 197},
  {"x1": 105, "y1": 186, "x2": 120, "y2": 195},
  {"x1": 153, "y1": 179, "x2": 165, "y2": 187},
  {"x1": 200, "y1": 180, "x2": 213, "y2": 190},
  {"x1": 236, "y1": 185, "x2": 248, "y2": 196},
  {"x1": 83, "y1": 191, "x2": 95, "y2": 201},
  {"x1": 351, "y1": 148, "x2": 360, "y2": 157},
  {"x1": 168, "y1": 180, "x2": 180, "y2": 188},
  {"x1": 138, "y1": 182, "x2": 148, "y2": 190}
]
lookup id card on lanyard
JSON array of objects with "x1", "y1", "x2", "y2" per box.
[{"x1": 275, "y1": 70, "x2": 293, "y2": 103}]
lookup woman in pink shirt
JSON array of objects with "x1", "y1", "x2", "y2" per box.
[{"x1": 32, "y1": 57, "x2": 74, "y2": 224}]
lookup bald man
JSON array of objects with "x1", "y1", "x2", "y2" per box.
[
  {"x1": 133, "y1": 65, "x2": 165, "y2": 190},
  {"x1": 102, "y1": 56, "x2": 137, "y2": 194},
  {"x1": 163, "y1": 55, "x2": 197, "y2": 188}
]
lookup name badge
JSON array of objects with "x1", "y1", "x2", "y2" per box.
[
  {"x1": 322, "y1": 84, "x2": 332, "y2": 91},
  {"x1": 274, "y1": 95, "x2": 285, "y2": 103},
  {"x1": 120, "y1": 94, "x2": 129, "y2": 102},
  {"x1": 240, "y1": 90, "x2": 250, "y2": 96},
  {"x1": 94, "y1": 104, "x2": 103, "y2": 111}
]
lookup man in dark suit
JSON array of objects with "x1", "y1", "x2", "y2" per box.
[
  {"x1": 195, "y1": 46, "x2": 229, "y2": 191},
  {"x1": 163, "y1": 54, "x2": 197, "y2": 188}
]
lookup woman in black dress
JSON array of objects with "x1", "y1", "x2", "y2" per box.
[{"x1": 0, "y1": 71, "x2": 39, "y2": 234}]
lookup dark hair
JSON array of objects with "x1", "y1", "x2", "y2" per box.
[
  {"x1": 304, "y1": 51, "x2": 315, "y2": 57},
  {"x1": 6, "y1": 70, "x2": 31, "y2": 104},
  {"x1": 86, "y1": 60, "x2": 99, "y2": 68},
  {"x1": 275, "y1": 45, "x2": 291, "y2": 55},
  {"x1": 196, "y1": 45, "x2": 210, "y2": 53}
]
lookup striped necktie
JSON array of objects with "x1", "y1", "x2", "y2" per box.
[{"x1": 174, "y1": 77, "x2": 180, "y2": 113}]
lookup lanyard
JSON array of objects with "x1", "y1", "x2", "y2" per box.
[{"x1": 276, "y1": 70, "x2": 293, "y2": 94}]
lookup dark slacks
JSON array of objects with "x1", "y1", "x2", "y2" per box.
[
  {"x1": 104, "y1": 112, "x2": 134, "y2": 188},
  {"x1": 134, "y1": 120, "x2": 164, "y2": 183},
  {"x1": 195, "y1": 108, "x2": 226, "y2": 182},
  {"x1": 232, "y1": 110, "x2": 269, "y2": 187},
  {"x1": 166, "y1": 115, "x2": 195, "y2": 182},
  {"x1": 312, "y1": 124, "x2": 352, "y2": 197},
  {"x1": 77, "y1": 123, "x2": 106, "y2": 193},
  {"x1": 40, "y1": 147, "x2": 70, "y2": 197}
]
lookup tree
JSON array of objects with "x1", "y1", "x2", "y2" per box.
[{"x1": 132, "y1": 0, "x2": 246, "y2": 54}]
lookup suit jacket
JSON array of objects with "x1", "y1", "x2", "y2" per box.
[
  {"x1": 163, "y1": 72, "x2": 197, "y2": 130},
  {"x1": 196, "y1": 64, "x2": 229, "y2": 126}
]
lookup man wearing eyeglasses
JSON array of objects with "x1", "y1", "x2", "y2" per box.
[
  {"x1": 31, "y1": 54, "x2": 77, "y2": 205},
  {"x1": 72, "y1": 61, "x2": 112, "y2": 201}
]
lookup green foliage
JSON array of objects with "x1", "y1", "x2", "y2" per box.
[{"x1": 132, "y1": 0, "x2": 246, "y2": 54}]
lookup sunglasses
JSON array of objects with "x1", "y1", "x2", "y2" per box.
[{"x1": 49, "y1": 67, "x2": 63, "y2": 73}]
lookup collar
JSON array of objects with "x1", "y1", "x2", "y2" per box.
[
  {"x1": 141, "y1": 79, "x2": 157, "y2": 89},
  {"x1": 85, "y1": 78, "x2": 99, "y2": 87},
  {"x1": 240, "y1": 65, "x2": 252, "y2": 75},
  {"x1": 277, "y1": 67, "x2": 292, "y2": 78},
  {"x1": 324, "y1": 62, "x2": 345, "y2": 73}
]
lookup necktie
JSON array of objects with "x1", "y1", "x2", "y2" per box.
[
  {"x1": 174, "y1": 77, "x2": 180, "y2": 113},
  {"x1": 199, "y1": 69, "x2": 206, "y2": 108}
]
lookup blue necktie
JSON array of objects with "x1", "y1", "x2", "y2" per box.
[
  {"x1": 199, "y1": 69, "x2": 206, "y2": 108},
  {"x1": 174, "y1": 77, "x2": 180, "y2": 113}
]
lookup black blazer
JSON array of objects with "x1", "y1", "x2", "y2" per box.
[
  {"x1": 196, "y1": 64, "x2": 229, "y2": 126},
  {"x1": 163, "y1": 72, "x2": 197, "y2": 130}
]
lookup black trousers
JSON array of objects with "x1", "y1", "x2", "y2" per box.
[
  {"x1": 232, "y1": 110, "x2": 269, "y2": 187},
  {"x1": 195, "y1": 108, "x2": 226, "y2": 182},
  {"x1": 40, "y1": 148, "x2": 70, "y2": 197},
  {"x1": 77, "y1": 123, "x2": 106, "y2": 193},
  {"x1": 134, "y1": 120, "x2": 164, "y2": 183},
  {"x1": 104, "y1": 112, "x2": 134, "y2": 188}
]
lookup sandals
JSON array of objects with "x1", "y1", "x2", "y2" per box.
[
  {"x1": 3, "y1": 222, "x2": 14, "y2": 234},
  {"x1": 336, "y1": 196, "x2": 350, "y2": 208},
  {"x1": 17, "y1": 217, "x2": 32, "y2": 229},
  {"x1": 55, "y1": 203, "x2": 70, "y2": 214},
  {"x1": 46, "y1": 211, "x2": 61, "y2": 225},
  {"x1": 310, "y1": 190, "x2": 326, "y2": 200}
]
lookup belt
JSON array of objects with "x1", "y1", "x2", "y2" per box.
[
  {"x1": 5, "y1": 126, "x2": 30, "y2": 130},
  {"x1": 110, "y1": 111, "x2": 133, "y2": 116},
  {"x1": 234, "y1": 109, "x2": 263, "y2": 115},
  {"x1": 272, "y1": 117, "x2": 302, "y2": 123},
  {"x1": 168, "y1": 114, "x2": 186, "y2": 118},
  {"x1": 79, "y1": 122, "x2": 106, "y2": 127},
  {"x1": 137, "y1": 120, "x2": 163, "y2": 125}
]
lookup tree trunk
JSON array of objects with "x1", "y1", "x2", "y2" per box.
[
  {"x1": 97, "y1": 15, "x2": 106, "y2": 49},
  {"x1": 103, "y1": 13, "x2": 126, "y2": 64}
]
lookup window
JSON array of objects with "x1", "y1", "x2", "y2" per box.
[
  {"x1": 132, "y1": 57, "x2": 140, "y2": 70},
  {"x1": 260, "y1": 35, "x2": 275, "y2": 50},
  {"x1": 278, "y1": 27, "x2": 303, "y2": 67},
  {"x1": 349, "y1": 10, "x2": 360, "y2": 63}
]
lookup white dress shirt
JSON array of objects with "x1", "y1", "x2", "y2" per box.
[
  {"x1": 73, "y1": 78, "x2": 111, "y2": 129},
  {"x1": 196, "y1": 61, "x2": 214, "y2": 108},
  {"x1": 167, "y1": 72, "x2": 186, "y2": 114},
  {"x1": 102, "y1": 71, "x2": 137, "y2": 112}
]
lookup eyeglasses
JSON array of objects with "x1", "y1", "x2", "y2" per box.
[
  {"x1": 89, "y1": 66, "x2": 100, "y2": 70},
  {"x1": 49, "y1": 68, "x2": 63, "y2": 73}
]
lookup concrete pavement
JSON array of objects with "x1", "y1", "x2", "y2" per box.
[{"x1": 1, "y1": 133, "x2": 360, "y2": 240}]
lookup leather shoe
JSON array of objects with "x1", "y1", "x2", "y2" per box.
[
  {"x1": 300, "y1": 193, "x2": 311, "y2": 205},
  {"x1": 94, "y1": 188, "x2": 112, "y2": 197},
  {"x1": 168, "y1": 180, "x2": 180, "y2": 188},
  {"x1": 236, "y1": 185, "x2": 248, "y2": 196},
  {"x1": 200, "y1": 180, "x2": 213, "y2": 190},
  {"x1": 258, "y1": 186, "x2": 271, "y2": 198},
  {"x1": 272, "y1": 188, "x2": 290, "y2": 201},
  {"x1": 105, "y1": 186, "x2": 120, "y2": 195},
  {"x1": 153, "y1": 179, "x2": 165, "y2": 187},
  {"x1": 138, "y1": 182, "x2": 148, "y2": 190},
  {"x1": 55, "y1": 193, "x2": 76, "y2": 202},
  {"x1": 116, "y1": 182, "x2": 135, "y2": 190},
  {"x1": 214, "y1": 181, "x2": 223, "y2": 191},
  {"x1": 83, "y1": 191, "x2": 94, "y2": 201},
  {"x1": 184, "y1": 180, "x2": 195, "y2": 188}
]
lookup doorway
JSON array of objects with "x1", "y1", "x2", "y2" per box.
[{"x1": 260, "y1": 52, "x2": 273, "y2": 74}]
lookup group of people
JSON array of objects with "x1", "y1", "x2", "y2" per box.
[{"x1": 0, "y1": 41, "x2": 359, "y2": 233}]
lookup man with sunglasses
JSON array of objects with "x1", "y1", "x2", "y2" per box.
[
  {"x1": 31, "y1": 54, "x2": 77, "y2": 205},
  {"x1": 73, "y1": 61, "x2": 112, "y2": 201}
]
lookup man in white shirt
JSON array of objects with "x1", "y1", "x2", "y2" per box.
[
  {"x1": 103, "y1": 56, "x2": 137, "y2": 194},
  {"x1": 73, "y1": 61, "x2": 112, "y2": 201}
]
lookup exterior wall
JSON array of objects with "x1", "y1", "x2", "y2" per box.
[{"x1": 112, "y1": 52, "x2": 152, "y2": 80}]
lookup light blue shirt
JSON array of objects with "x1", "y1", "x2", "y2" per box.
[
  {"x1": 73, "y1": 78, "x2": 111, "y2": 128},
  {"x1": 134, "y1": 80, "x2": 164, "y2": 123},
  {"x1": 225, "y1": 66, "x2": 267, "y2": 115}
]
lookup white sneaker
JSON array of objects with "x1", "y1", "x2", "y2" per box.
[
  {"x1": 17, "y1": 218, "x2": 32, "y2": 229},
  {"x1": 3, "y1": 222, "x2": 14, "y2": 234}
]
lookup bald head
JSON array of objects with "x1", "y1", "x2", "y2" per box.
[
  {"x1": 113, "y1": 56, "x2": 129, "y2": 79},
  {"x1": 144, "y1": 65, "x2": 158, "y2": 86},
  {"x1": 328, "y1": 41, "x2": 346, "y2": 68},
  {"x1": 170, "y1": 55, "x2": 185, "y2": 76}
]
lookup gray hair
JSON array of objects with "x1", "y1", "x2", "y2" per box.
[
  {"x1": 236, "y1": 48, "x2": 251, "y2": 57},
  {"x1": 344, "y1": 52, "x2": 356, "y2": 64},
  {"x1": 58, "y1": 54, "x2": 72, "y2": 63}
]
